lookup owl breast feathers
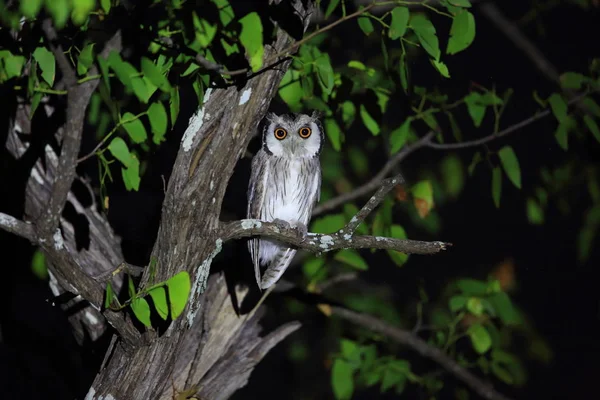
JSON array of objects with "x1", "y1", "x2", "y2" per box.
[{"x1": 247, "y1": 112, "x2": 323, "y2": 289}]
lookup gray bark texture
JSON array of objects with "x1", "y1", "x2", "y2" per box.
[{"x1": 4, "y1": 1, "x2": 314, "y2": 399}]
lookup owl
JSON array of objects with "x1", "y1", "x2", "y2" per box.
[{"x1": 247, "y1": 112, "x2": 323, "y2": 289}]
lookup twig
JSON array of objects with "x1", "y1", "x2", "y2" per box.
[
  {"x1": 331, "y1": 306, "x2": 514, "y2": 400},
  {"x1": 0, "y1": 212, "x2": 36, "y2": 242},
  {"x1": 426, "y1": 89, "x2": 591, "y2": 150},
  {"x1": 313, "y1": 131, "x2": 436, "y2": 216},
  {"x1": 220, "y1": 219, "x2": 450, "y2": 255}
]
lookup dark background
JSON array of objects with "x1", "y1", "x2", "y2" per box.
[{"x1": 1, "y1": 1, "x2": 599, "y2": 399}]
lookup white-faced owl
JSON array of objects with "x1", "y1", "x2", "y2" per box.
[{"x1": 247, "y1": 112, "x2": 323, "y2": 289}]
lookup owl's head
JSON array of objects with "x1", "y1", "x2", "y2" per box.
[{"x1": 262, "y1": 112, "x2": 324, "y2": 158}]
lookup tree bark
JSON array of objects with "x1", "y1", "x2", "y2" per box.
[{"x1": 84, "y1": 3, "x2": 314, "y2": 398}]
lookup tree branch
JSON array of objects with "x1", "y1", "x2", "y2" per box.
[
  {"x1": 313, "y1": 131, "x2": 436, "y2": 216},
  {"x1": 37, "y1": 22, "x2": 121, "y2": 235},
  {"x1": 0, "y1": 212, "x2": 36, "y2": 242},
  {"x1": 220, "y1": 219, "x2": 449, "y2": 255},
  {"x1": 331, "y1": 306, "x2": 514, "y2": 400}
]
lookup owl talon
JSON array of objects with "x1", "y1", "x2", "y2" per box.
[
  {"x1": 273, "y1": 218, "x2": 292, "y2": 231},
  {"x1": 293, "y1": 222, "x2": 308, "y2": 242}
]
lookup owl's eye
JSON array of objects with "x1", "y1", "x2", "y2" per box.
[
  {"x1": 298, "y1": 127, "x2": 312, "y2": 138},
  {"x1": 274, "y1": 128, "x2": 287, "y2": 140}
]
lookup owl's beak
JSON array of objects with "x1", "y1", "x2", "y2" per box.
[{"x1": 289, "y1": 140, "x2": 299, "y2": 155}]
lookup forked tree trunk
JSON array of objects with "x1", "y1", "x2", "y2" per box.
[{"x1": 6, "y1": 1, "x2": 313, "y2": 399}]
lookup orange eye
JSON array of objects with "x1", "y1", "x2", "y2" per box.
[
  {"x1": 299, "y1": 127, "x2": 312, "y2": 138},
  {"x1": 274, "y1": 128, "x2": 287, "y2": 140}
]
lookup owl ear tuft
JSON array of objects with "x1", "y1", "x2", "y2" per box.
[
  {"x1": 311, "y1": 110, "x2": 323, "y2": 121},
  {"x1": 265, "y1": 112, "x2": 278, "y2": 123}
]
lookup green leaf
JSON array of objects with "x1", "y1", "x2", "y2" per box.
[
  {"x1": 108, "y1": 51, "x2": 137, "y2": 89},
  {"x1": 526, "y1": 197, "x2": 544, "y2": 225},
  {"x1": 77, "y1": 43, "x2": 95, "y2": 76},
  {"x1": 381, "y1": 365, "x2": 406, "y2": 393},
  {"x1": 214, "y1": 0, "x2": 234, "y2": 25},
  {"x1": 141, "y1": 57, "x2": 172, "y2": 92},
  {"x1": 555, "y1": 116, "x2": 576, "y2": 150},
  {"x1": 20, "y1": 0, "x2": 43, "y2": 18},
  {"x1": 464, "y1": 92, "x2": 486, "y2": 127},
  {"x1": 100, "y1": 0, "x2": 111, "y2": 14},
  {"x1": 468, "y1": 151, "x2": 482, "y2": 176},
  {"x1": 388, "y1": 224, "x2": 409, "y2": 266},
  {"x1": 30, "y1": 92, "x2": 42, "y2": 119},
  {"x1": 239, "y1": 12, "x2": 264, "y2": 72},
  {"x1": 166, "y1": 271, "x2": 191, "y2": 319},
  {"x1": 449, "y1": 295, "x2": 467, "y2": 311},
  {"x1": 334, "y1": 249, "x2": 368, "y2": 270},
  {"x1": 441, "y1": 154, "x2": 464, "y2": 198},
  {"x1": 316, "y1": 55, "x2": 334, "y2": 94},
  {"x1": 357, "y1": 14, "x2": 374, "y2": 36},
  {"x1": 498, "y1": 146, "x2": 522, "y2": 189},
  {"x1": 360, "y1": 104, "x2": 380, "y2": 135},
  {"x1": 122, "y1": 112, "x2": 147, "y2": 144},
  {"x1": 192, "y1": 13, "x2": 217, "y2": 48},
  {"x1": 325, "y1": 0, "x2": 341, "y2": 18},
  {"x1": 492, "y1": 166, "x2": 502, "y2": 208},
  {"x1": 548, "y1": 93, "x2": 568, "y2": 122},
  {"x1": 488, "y1": 292, "x2": 518, "y2": 325},
  {"x1": 468, "y1": 324, "x2": 492, "y2": 354},
  {"x1": 410, "y1": 14, "x2": 440, "y2": 60},
  {"x1": 340, "y1": 101, "x2": 356, "y2": 126},
  {"x1": 584, "y1": 115, "x2": 600, "y2": 143},
  {"x1": 412, "y1": 180, "x2": 434, "y2": 218},
  {"x1": 148, "y1": 102, "x2": 168, "y2": 144},
  {"x1": 147, "y1": 286, "x2": 169, "y2": 320},
  {"x1": 108, "y1": 137, "x2": 133, "y2": 167},
  {"x1": 1, "y1": 52, "x2": 26, "y2": 81},
  {"x1": 279, "y1": 69, "x2": 303, "y2": 111},
  {"x1": 325, "y1": 118, "x2": 342, "y2": 151},
  {"x1": 131, "y1": 76, "x2": 151, "y2": 103},
  {"x1": 46, "y1": 0, "x2": 70, "y2": 28},
  {"x1": 331, "y1": 359, "x2": 354, "y2": 400},
  {"x1": 399, "y1": 52, "x2": 408, "y2": 93},
  {"x1": 431, "y1": 59, "x2": 450, "y2": 78},
  {"x1": 578, "y1": 225, "x2": 597, "y2": 263},
  {"x1": 390, "y1": 119, "x2": 411, "y2": 154},
  {"x1": 466, "y1": 297, "x2": 484, "y2": 316},
  {"x1": 583, "y1": 97, "x2": 600, "y2": 118},
  {"x1": 71, "y1": 0, "x2": 95, "y2": 25},
  {"x1": 457, "y1": 278, "x2": 488, "y2": 295},
  {"x1": 122, "y1": 157, "x2": 141, "y2": 191},
  {"x1": 33, "y1": 47, "x2": 56, "y2": 86},
  {"x1": 389, "y1": 7, "x2": 409, "y2": 39},
  {"x1": 31, "y1": 249, "x2": 48, "y2": 280},
  {"x1": 128, "y1": 275, "x2": 136, "y2": 298},
  {"x1": 97, "y1": 56, "x2": 110, "y2": 90},
  {"x1": 131, "y1": 297, "x2": 152, "y2": 327},
  {"x1": 303, "y1": 256, "x2": 326, "y2": 282},
  {"x1": 560, "y1": 72, "x2": 588, "y2": 89},
  {"x1": 446, "y1": 11, "x2": 476, "y2": 55},
  {"x1": 169, "y1": 86, "x2": 180, "y2": 125},
  {"x1": 104, "y1": 282, "x2": 114, "y2": 309},
  {"x1": 491, "y1": 362, "x2": 514, "y2": 385},
  {"x1": 311, "y1": 214, "x2": 346, "y2": 233}
]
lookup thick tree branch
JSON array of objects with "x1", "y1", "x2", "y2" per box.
[
  {"x1": 220, "y1": 220, "x2": 449, "y2": 255},
  {"x1": 331, "y1": 306, "x2": 513, "y2": 400},
  {"x1": 37, "y1": 22, "x2": 121, "y2": 235},
  {"x1": 0, "y1": 212, "x2": 36, "y2": 242}
]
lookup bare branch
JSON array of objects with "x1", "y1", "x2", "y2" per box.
[
  {"x1": 331, "y1": 306, "x2": 514, "y2": 400},
  {"x1": 313, "y1": 131, "x2": 436, "y2": 216},
  {"x1": 220, "y1": 219, "x2": 449, "y2": 255},
  {"x1": 37, "y1": 23, "x2": 122, "y2": 235},
  {"x1": 0, "y1": 212, "x2": 36, "y2": 242},
  {"x1": 427, "y1": 90, "x2": 592, "y2": 150}
]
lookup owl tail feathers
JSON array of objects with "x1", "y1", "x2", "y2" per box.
[{"x1": 260, "y1": 248, "x2": 296, "y2": 289}]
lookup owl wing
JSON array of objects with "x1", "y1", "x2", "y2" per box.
[{"x1": 247, "y1": 151, "x2": 270, "y2": 288}]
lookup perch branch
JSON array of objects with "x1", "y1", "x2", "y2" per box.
[
  {"x1": 220, "y1": 220, "x2": 449, "y2": 255},
  {"x1": 331, "y1": 306, "x2": 514, "y2": 400},
  {"x1": 0, "y1": 212, "x2": 36, "y2": 242}
]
